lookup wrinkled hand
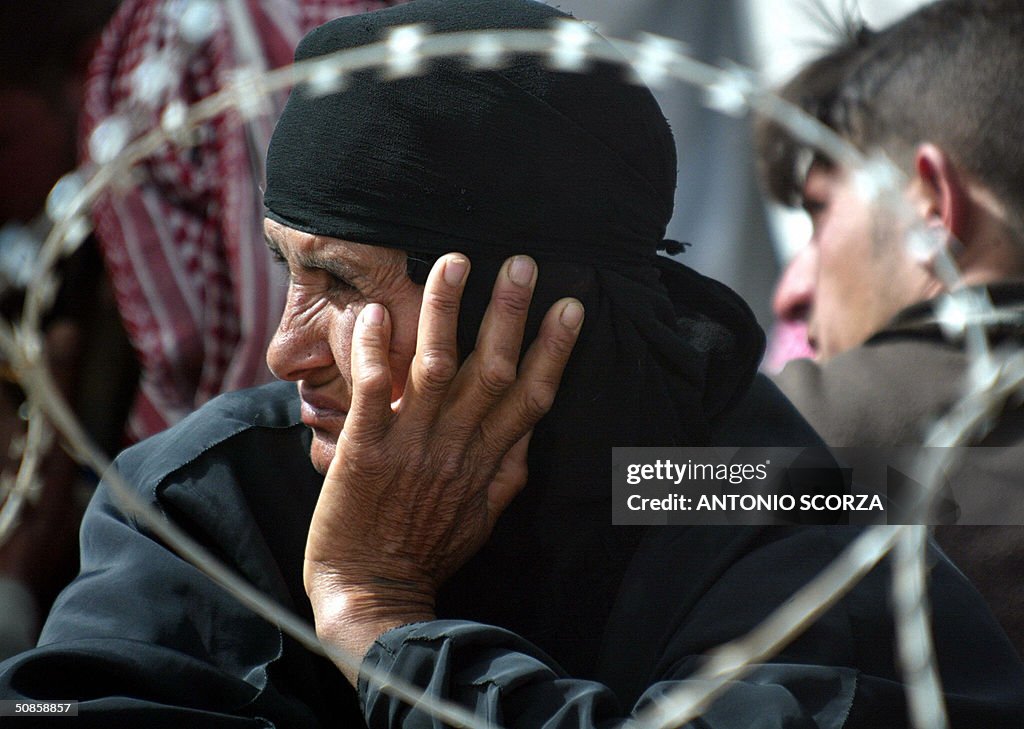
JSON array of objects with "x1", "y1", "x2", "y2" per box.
[{"x1": 304, "y1": 254, "x2": 582, "y2": 682}]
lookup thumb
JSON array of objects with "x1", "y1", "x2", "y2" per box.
[{"x1": 341, "y1": 302, "x2": 395, "y2": 449}]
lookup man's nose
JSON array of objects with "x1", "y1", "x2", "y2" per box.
[{"x1": 772, "y1": 245, "x2": 817, "y2": 323}]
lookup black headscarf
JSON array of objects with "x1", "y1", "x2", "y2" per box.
[{"x1": 265, "y1": 0, "x2": 766, "y2": 678}]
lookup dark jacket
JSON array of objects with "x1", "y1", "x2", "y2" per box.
[{"x1": 0, "y1": 378, "x2": 1021, "y2": 726}]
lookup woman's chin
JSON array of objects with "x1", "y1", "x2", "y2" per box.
[{"x1": 309, "y1": 433, "x2": 338, "y2": 475}]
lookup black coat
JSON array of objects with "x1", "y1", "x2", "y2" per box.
[{"x1": 1, "y1": 380, "x2": 1021, "y2": 727}]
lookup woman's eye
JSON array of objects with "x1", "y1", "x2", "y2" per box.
[
  {"x1": 325, "y1": 270, "x2": 357, "y2": 295},
  {"x1": 269, "y1": 247, "x2": 357, "y2": 295}
]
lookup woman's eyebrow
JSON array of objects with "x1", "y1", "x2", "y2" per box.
[
  {"x1": 297, "y1": 250, "x2": 361, "y2": 282},
  {"x1": 263, "y1": 232, "x2": 362, "y2": 281}
]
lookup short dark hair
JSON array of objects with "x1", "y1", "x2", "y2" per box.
[{"x1": 756, "y1": 0, "x2": 1024, "y2": 227}]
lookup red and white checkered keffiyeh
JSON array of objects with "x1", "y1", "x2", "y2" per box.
[{"x1": 81, "y1": 0, "x2": 401, "y2": 442}]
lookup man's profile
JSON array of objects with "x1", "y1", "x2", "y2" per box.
[{"x1": 760, "y1": 0, "x2": 1024, "y2": 654}]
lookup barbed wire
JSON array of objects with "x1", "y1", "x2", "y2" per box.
[{"x1": 1, "y1": 7, "x2": 1017, "y2": 728}]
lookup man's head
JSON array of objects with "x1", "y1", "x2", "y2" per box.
[{"x1": 758, "y1": 0, "x2": 1024, "y2": 361}]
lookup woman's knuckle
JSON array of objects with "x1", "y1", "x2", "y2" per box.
[
  {"x1": 478, "y1": 359, "x2": 516, "y2": 395},
  {"x1": 425, "y1": 290, "x2": 460, "y2": 318},
  {"x1": 356, "y1": 363, "x2": 390, "y2": 393},
  {"x1": 492, "y1": 288, "x2": 531, "y2": 317},
  {"x1": 433, "y1": 447, "x2": 466, "y2": 482},
  {"x1": 523, "y1": 383, "x2": 556, "y2": 419},
  {"x1": 419, "y1": 349, "x2": 458, "y2": 386}
]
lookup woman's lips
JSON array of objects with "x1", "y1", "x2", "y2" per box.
[{"x1": 299, "y1": 395, "x2": 348, "y2": 431}]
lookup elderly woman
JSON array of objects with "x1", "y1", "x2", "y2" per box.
[{"x1": 1, "y1": 0, "x2": 1022, "y2": 726}]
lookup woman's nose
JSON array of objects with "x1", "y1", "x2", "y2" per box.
[{"x1": 266, "y1": 302, "x2": 336, "y2": 382}]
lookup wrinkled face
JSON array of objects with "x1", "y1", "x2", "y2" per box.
[
  {"x1": 795, "y1": 163, "x2": 934, "y2": 361},
  {"x1": 264, "y1": 219, "x2": 424, "y2": 474}
]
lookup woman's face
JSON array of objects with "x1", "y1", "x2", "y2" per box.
[{"x1": 264, "y1": 218, "x2": 424, "y2": 474}]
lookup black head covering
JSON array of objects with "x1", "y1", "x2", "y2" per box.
[
  {"x1": 265, "y1": 0, "x2": 766, "y2": 680},
  {"x1": 265, "y1": 0, "x2": 675, "y2": 267}
]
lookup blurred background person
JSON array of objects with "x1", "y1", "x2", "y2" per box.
[
  {"x1": 758, "y1": 0, "x2": 1024, "y2": 655},
  {"x1": 0, "y1": 0, "x2": 406, "y2": 659},
  {"x1": 80, "y1": 0, "x2": 404, "y2": 443},
  {"x1": 0, "y1": 0, "x2": 127, "y2": 661}
]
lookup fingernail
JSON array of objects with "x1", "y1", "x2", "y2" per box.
[
  {"x1": 364, "y1": 303, "x2": 385, "y2": 326},
  {"x1": 508, "y1": 256, "x2": 535, "y2": 287},
  {"x1": 560, "y1": 301, "x2": 584, "y2": 329},
  {"x1": 444, "y1": 257, "x2": 468, "y2": 286}
]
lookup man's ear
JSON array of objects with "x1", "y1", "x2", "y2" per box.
[{"x1": 913, "y1": 143, "x2": 970, "y2": 244}]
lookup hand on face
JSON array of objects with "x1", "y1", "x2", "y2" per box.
[
  {"x1": 291, "y1": 249, "x2": 582, "y2": 682},
  {"x1": 265, "y1": 220, "x2": 424, "y2": 474}
]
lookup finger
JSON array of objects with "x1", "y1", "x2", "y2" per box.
[
  {"x1": 479, "y1": 298, "x2": 583, "y2": 454},
  {"x1": 400, "y1": 254, "x2": 469, "y2": 423},
  {"x1": 341, "y1": 303, "x2": 395, "y2": 448},
  {"x1": 486, "y1": 430, "x2": 532, "y2": 529},
  {"x1": 446, "y1": 255, "x2": 537, "y2": 421}
]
